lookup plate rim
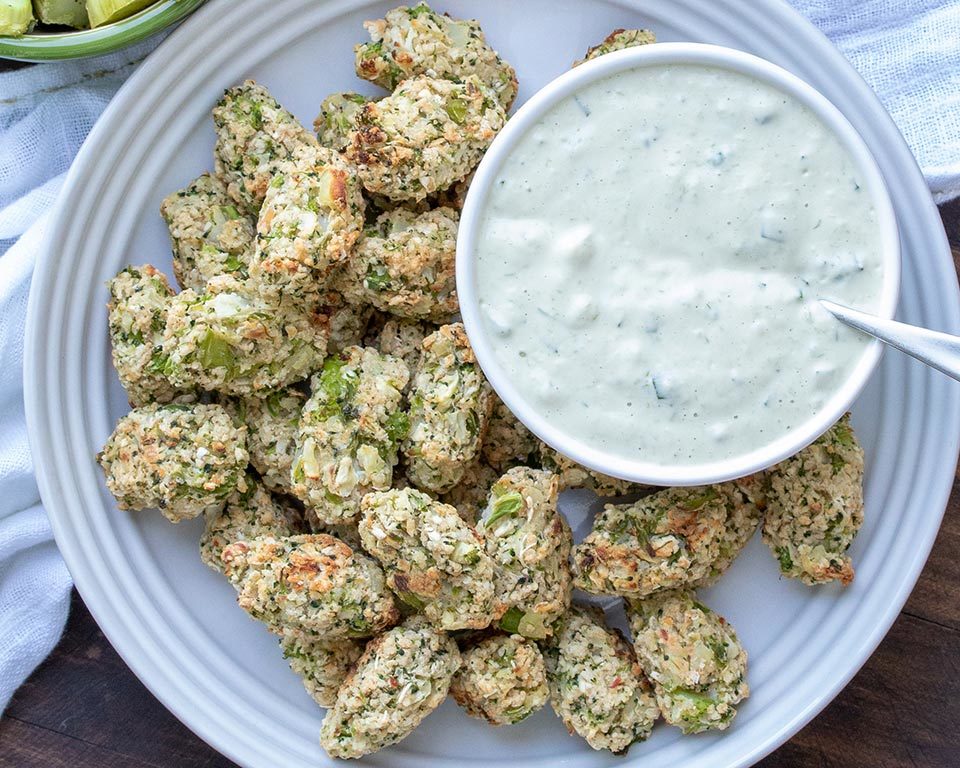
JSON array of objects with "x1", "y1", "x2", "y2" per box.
[{"x1": 23, "y1": 0, "x2": 960, "y2": 766}]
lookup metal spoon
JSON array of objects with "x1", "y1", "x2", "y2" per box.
[{"x1": 820, "y1": 300, "x2": 960, "y2": 382}]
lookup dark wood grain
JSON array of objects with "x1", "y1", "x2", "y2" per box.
[
  {"x1": 904, "y1": 459, "x2": 960, "y2": 632},
  {"x1": 0, "y1": 591, "x2": 234, "y2": 768},
  {"x1": 758, "y1": 611, "x2": 960, "y2": 768}
]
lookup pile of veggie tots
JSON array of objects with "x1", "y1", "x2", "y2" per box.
[{"x1": 96, "y1": 4, "x2": 867, "y2": 759}]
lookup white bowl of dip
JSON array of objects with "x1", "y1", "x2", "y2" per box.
[{"x1": 457, "y1": 43, "x2": 900, "y2": 486}]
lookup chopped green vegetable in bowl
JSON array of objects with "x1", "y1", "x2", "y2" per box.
[
  {"x1": 35, "y1": 0, "x2": 88, "y2": 29},
  {"x1": 0, "y1": 0, "x2": 204, "y2": 61},
  {"x1": 0, "y1": 1, "x2": 34, "y2": 36}
]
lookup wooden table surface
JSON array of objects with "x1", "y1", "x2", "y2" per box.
[{"x1": 1, "y1": 45, "x2": 958, "y2": 764}]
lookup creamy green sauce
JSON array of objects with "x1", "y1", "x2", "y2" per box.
[{"x1": 475, "y1": 64, "x2": 883, "y2": 466}]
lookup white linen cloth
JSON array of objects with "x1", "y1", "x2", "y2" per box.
[
  {"x1": 0, "y1": 0, "x2": 958, "y2": 714},
  {"x1": 0, "y1": 41, "x2": 161, "y2": 713},
  {"x1": 792, "y1": 0, "x2": 960, "y2": 202}
]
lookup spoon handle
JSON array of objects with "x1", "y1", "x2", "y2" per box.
[{"x1": 821, "y1": 300, "x2": 960, "y2": 383}]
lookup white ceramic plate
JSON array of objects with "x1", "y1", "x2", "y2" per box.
[{"x1": 24, "y1": 1, "x2": 960, "y2": 767}]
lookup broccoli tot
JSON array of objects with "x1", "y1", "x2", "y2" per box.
[
  {"x1": 290, "y1": 346, "x2": 409, "y2": 525},
  {"x1": 402, "y1": 323, "x2": 492, "y2": 493},
  {"x1": 358, "y1": 487, "x2": 496, "y2": 630},
  {"x1": 314, "y1": 92, "x2": 372, "y2": 152},
  {"x1": 440, "y1": 457, "x2": 498, "y2": 525},
  {"x1": 451, "y1": 634, "x2": 549, "y2": 725},
  {"x1": 225, "y1": 387, "x2": 306, "y2": 494},
  {"x1": 251, "y1": 144, "x2": 365, "y2": 305},
  {"x1": 160, "y1": 173, "x2": 255, "y2": 291},
  {"x1": 482, "y1": 396, "x2": 538, "y2": 471},
  {"x1": 627, "y1": 590, "x2": 748, "y2": 734},
  {"x1": 316, "y1": 288, "x2": 374, "y2": 354},
  {"x1": 432, "y1": 168, "x2": 474, "y2": 211},
  {"x1": 161, "y1": 274, "x2": 327, "y2": 396},
  {"x1": 354, "y1": 2, "x2": 518, "y2": 109},
  {"x1": 367, "y1": 316, "x2": 436, "y2": 393},
  {"x1": 537, "y1": 442, "x2": 646, "y2": 496},
  {"x1": 212, "y1": 80, "x2": 316, "y2": 214},
  {"x1": 221, "y1": 533, "x2": 399, "y2": 639},
  {"x1": 543, "y1": 605, "x2": 659, "y2": 753},
  {"x1": 574, "y1": 28, "x2": 657, "y2": 66},
  {"x1": 306, "y1": 518, "x2": 364, "y2": 552},
  {"x1": 572, "y1": 485, "x2": 732, "y2": 597},
  {"x1": 106, "y1": 265, "x2": 186, "y2": 407},
  {"x1": 320, "y1": 616, "x2": 460, "y2": 758},
  {"x1": 199, "y1": 478, "x2": 303, "y2": 573},
  {"x1": 98, "y1": 403, "x2": 248, "y2": 523},
  {"x1": 762, "y1": 414, "x2": 864, "y2": 585},
  {"x1": 335, "y1": 206, "x2": 459, "y2": 322},
  {"x1": 345, "y1": 74, "x2": 506, "y2": 203},
  {"x1": 692, "y1": 478, "x2": 765, "y2": 587},
  {"x1": 279, "y1": 629, "x2": 364, "y2": 708},
  {"x1": 480, "y1": 468, "x2": 572, "y2": 639}
]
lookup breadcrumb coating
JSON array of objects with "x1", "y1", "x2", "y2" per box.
[
  {"x1": 367, "y1": 316, "x2": 436, "y2": 393},
  {"x1": 226, "y1": 387, "x2": 306, "y2": 493},
  {"x1": 199, "y1": 478, "x2": 302, "y2": 572},
  {"x1": 479, "y1": 468, "x2": 572, "y2": 638},
  {"x1": 160, "y1": 173, "x2": 255, "y2": 291},
  {"x1": 290, "y1": 347, "x2": 409, "y2": 524},
  {"x1": 336, "y1": 206, "x2": 458, "y2": 321},
  {"x1": 213, "y1": 80, "x2": 316, "y2": 214},
  {"x1": 106, "y1": 265, "x2": 186, "y2": 407},
  {"x1": 98, "y1": 403, "x2": 248, "y2": 523},
  {"x1": 314, "y1": 92, "x2": 372, "y2": 152},
  {"x1": 307, "y1": 518, "x2": 364, "y2": 552},
  {"x1": 692, "y1": 479, "x2": 765, "y2": 587},
  {"x1": 572, "y1": 485, "x2": 732, "y2": 597},
  {"x1": 280, "y1": 628, "x2": 364, "y2": 708},
  {"x1": 537, "y1": 442, "x2": 645, "y2": 496},
  {"x1": 628, "y1": 590, "x2": 748, "y2": 734},
  {"x1": 320, "y1": 616, "x2": 460, "y2": 758},
  {"x1": 316, "y1": 288, "x2": 374, "y2": 354},
  {"x1": 439, "y1": 458, "x2": 498, "y2": 525},
  {"x1": 161, "y1": 274, "x2": 327, "y2": 396},
  {"x1": 762, "y1": 415, "x2": 863, "y2": 585},
  {"x1": 345, "y1": 74, "x2": 505, "y2": 203},
  {"x1": 402, "y1": 323, "x2": 492, "y2": 493},
  {"x1": 359, "y1": 487, "x2": 496, "y2": 630},
  {"x1": 574, "y1": 28, "x2": 657, "y2": 66},
  {"x1": 431, "y1": 168, "x2": 473, "y2": 211},
  {"x1": 451, "y1": 634, "x2": 548, "y2": 725},
  {"x1": 543, "y1": 605, "x2": 658, "y2": 753},
  {"x1": 221, "y1": 533, "x2": 399, "y2": 638},
  {"x1": 482, "y1": 396, "x2": 538, "y2": 471},
  {"x1": 251, "y1": 143, "x2": 365, "y2": 304},
  {"x1": 355, "y1": 3, "x2": 517, "y2": 108}
]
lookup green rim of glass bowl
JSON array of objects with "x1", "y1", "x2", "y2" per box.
[{"x1": 0, "y1": 0, "x2": 206, "y2": 61}]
